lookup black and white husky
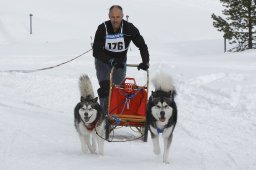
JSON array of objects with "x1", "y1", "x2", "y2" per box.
[
  {"x1": 147, "y1": 73, "x2": 177, "y2": 163},
  {"x1": 74, "y1": 74, "x2": 105, "y2": 155}
]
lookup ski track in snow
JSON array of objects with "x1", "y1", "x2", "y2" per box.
[
  {"x1": 1, "y1": 60, "x2": 256, "y2": 170},
  {"x1": 175, "y1": 70, "x2": 256, "y2": 170}
]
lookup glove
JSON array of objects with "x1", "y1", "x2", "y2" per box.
[{"x1": 137, "y1": 62, "x2": 149, "y2": 71}]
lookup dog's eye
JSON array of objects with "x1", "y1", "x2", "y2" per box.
[
  {"x1": 164, "y1": 105, "x2": 169, "y2": 108},
  {"x1": 156, "y1": 105, "x2": 161, "y2": 109}
]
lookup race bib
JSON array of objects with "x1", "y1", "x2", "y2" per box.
[{"x1": 105, "y1": 33, "x2": 126, "y2": 52}]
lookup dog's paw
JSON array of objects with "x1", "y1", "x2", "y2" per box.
[
  {"x1": 163, "y1": 152, "x2": 170, "y2": 164},
  {"x1": 89, "y1": 148, "x2": 97, "y2": 154},
  {"x1": 81, "y1": 147, "x2": 88, "y2": 153},
  {"x1": 91, "y1": 147, "x2": 96, "y2": 153},
  {"x1": 163, "y1": 160, "x2": 170, "y2": 164},
  {"x1": 98, "y1": 146, "x2": 104, "y2": 156},
  {"x1": 98, "y1": 151, "x2": 104, "y2": 156}
]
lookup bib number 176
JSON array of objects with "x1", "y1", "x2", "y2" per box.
[{"x1": 107, "y1": 42, "x2": 124, "y2": 50}]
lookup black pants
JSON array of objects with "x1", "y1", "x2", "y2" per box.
[{"x1": 94, "y1": 58, "x2": 126, "y2": 115}]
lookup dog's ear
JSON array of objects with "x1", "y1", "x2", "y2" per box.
[
  {"x1": 167, "y1": 91, "x2": 172, "y2": 97},
  {"x1": 80, "y1": 96, "x2": 86, "y2": 102},
  {"x1": 92, "y1": 97, "x2": 98, "y2": 103},
  {"x1": 167, "y1": 90, "x2": 176, "y2": 102},
  {"x1": 152, "y1": 91, "x2": 157, "y2": 98},
  {"x1": 170, "y1": 90, "x2": 177, "y2": 98}
]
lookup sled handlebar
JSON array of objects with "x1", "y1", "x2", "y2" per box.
[
  {"x1": 125, "y1": 64, "x2": 149, "y2": 75},
  {"x1": 126, "y1": 64, "x2": 139, "y2": 67}
]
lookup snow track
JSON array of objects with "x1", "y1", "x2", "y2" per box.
[{"x1": 1, "y1": 52, "x2": 255, "y2": 170}]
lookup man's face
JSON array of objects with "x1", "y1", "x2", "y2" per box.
[{"x1": 109, "y1": 8, "x2": 123, "y2": 31}]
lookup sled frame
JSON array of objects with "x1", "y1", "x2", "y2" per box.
[{"x1": 105, "y1": 64, "x2": 149, "y2": 142}]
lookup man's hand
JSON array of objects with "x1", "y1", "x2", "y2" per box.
[{"x1": 137, "y1": 62, "x2": 149, "y2": 71}]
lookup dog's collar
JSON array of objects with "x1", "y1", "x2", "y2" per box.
[
  {"x1": 83, "y1": 119, "x2": 98, "y2": 131},
  {"x1": 80, "y1": 114, "x2": 99, "y2": 131},
  {"x1": 152, "y1": 121, "x2": 165, "y2": 134},
  {"x1": 157, "y1": 127, "x2": 164, "y2": 134}
]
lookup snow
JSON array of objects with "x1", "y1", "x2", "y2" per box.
[{"x1": 1, "y1": 0, "x2": 256, "y2": 169}]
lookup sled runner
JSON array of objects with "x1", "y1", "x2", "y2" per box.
[{"x1": 105, "y1": 64, "x2": 149, "y2": 142}]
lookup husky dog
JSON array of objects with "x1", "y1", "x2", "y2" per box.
[
  {"x1": 147, "y1": 73, "x2": 177, "y2": 163},
  {"x1": 74, "y1": 74, "x2": 105, "y2": 155}
]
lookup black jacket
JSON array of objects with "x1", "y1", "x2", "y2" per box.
[{"x1": 93, "y1": 20, "x2": 149, "y2": 64}]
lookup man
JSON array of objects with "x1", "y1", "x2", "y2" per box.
[{"x1": 93, "y1": 5, "x2": 150, "y2": 114}]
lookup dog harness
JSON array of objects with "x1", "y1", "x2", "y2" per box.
[{"x1": 104, "y1": 22, "x2": 127, "y2": 53}]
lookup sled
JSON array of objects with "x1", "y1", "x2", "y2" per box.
[{"x1": 105, "y1": 64, "x2": 149, "y2": 142}]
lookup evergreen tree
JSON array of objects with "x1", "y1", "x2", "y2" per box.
[{"x1": 212, "y1": 0, "x2": 256, "y2": 51}]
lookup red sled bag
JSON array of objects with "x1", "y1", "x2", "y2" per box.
[{"x1": 109, "y1": 78, "x2": 147, "y2": 117}]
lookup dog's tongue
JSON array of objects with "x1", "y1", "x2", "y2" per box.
[{"x1": 160, "y1": 118, "x2": 166, "y2": 122}]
